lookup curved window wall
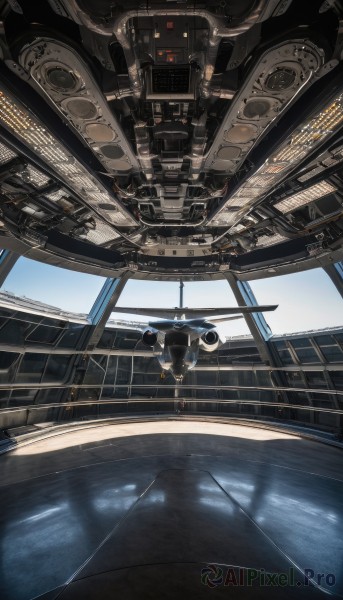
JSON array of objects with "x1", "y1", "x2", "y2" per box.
[
  {"x1": 110, "y1": 279, "x2": 251, "y2": 336},
  {"x1": 0, "y1": 255, "x2": 342, "y2": 438},
  {"x1": 250, "y1": 269, "x2": 343, "y2": 335},
  {"x1": 1, "y1": 256, "x2": 106, "y2": 315}
]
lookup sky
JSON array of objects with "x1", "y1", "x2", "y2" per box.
[{"x1": 1, "y1": 256, "x2": 343, "y2": 336}]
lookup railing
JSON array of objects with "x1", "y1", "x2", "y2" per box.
[
  {"x1": 1, "y1": 384, "x2": 342, "y2": 433},
  {"x1": 0, "y1": 382, "x2": 342, "y2": 395}
]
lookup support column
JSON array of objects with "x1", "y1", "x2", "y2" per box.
[
  {"x1": 87, "y1": 271, "x2": 133, "y2": 350},
  {"x1": 310, "y1": 336, "x2": 339, "y2": 410},
  {"x1": 323, "y1": 263, "x2": 343, "y2": 435},
  {"x1": 324, "y1": 262, "x2": 343, "y2": 299},
  {"x1": 68, "y1": 271, "x2": 133, "y2": 410},
  {"x1": 224, "y1": 273, "x2": 272, "y2": 363},
  {"x1": 224, "y1": 272, "x2": 290, "y2": 407},
  {"x1": 0, "y1": 249, "x2": 19, "y2": 287}
]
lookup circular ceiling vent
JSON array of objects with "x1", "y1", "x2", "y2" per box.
[
  {"x1": 265, "y1": 67, "x2": 296, "y2": 91},
  {"x1": 110, "y1": 159, "x2": 132, "y2": 171},
  {"x1": 243, "y1": 99, "x2": 272, "y2": 119},
  {"x1": 100, "y1": 144, "x2": 125, "y2": 159},
  {"x1": 46, "y1": 67, "x2": 77, "y2": 91},
  {"x1": 224, "y1": 124, "x2": 257, "y2": 143},
  {"x1": 85, "y1": 123, "x2": 116, "y2": 142},
  {"x1": 63, "y1": 97, "x2": 98, "y2": 120},
  {"x1": 217, "y1": 146, "x2": 241, "y2": 160}
]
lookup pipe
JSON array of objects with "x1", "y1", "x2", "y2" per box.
[
  {"x1": 63, "y1": 2, "x2": 269, "y2": 98},
  {"x1": 138, "y1": 215, "x2": 206, "y2": 227},
  {"x1": 114, "y1": 4, "x2": 268, "y2": 99}
]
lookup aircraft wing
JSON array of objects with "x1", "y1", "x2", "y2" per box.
[
  {"x1": 206, "y1": 315, "x2": 243, "y2": 324},
  {"x1": 111, "y1": 305, "x2": 278, "y2": 320}
]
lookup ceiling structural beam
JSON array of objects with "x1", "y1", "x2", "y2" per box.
[
  {"x1": 324, "y1": 262, "x2": 343, "y2": 299},
  {"x1": 0, "y1": 249, "x2": 19, "y2": 287}
]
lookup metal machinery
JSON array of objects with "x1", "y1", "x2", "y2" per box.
[
  {"x1": 0, "y1": 1, "x2": 343, "y2": 435},
  {"x1": 0, "y1": 1, "x2": 342, "y2": 279}
]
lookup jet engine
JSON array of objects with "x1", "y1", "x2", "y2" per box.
[
  {"x1": 200, "y1": 330, "x2": 220, "y2": 352},
  {"x1": 142, "y1": 329, "x2": 158, "y2": 347}
]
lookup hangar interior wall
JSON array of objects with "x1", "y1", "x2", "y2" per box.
[{"x1": 0, "y1": 303, "x2": 342, "y2": 436}]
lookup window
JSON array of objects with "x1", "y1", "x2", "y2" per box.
[
  {"x1": 250, "y1": 269, "x2": 343, "y2": 334},
  {"x1": 110, "y1": 279, "x2": 251, "y2": 336},
  {"x1": 1, "y1": 257, "x2": 106, "y2": 314}
]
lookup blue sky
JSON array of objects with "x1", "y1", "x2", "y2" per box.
[{"x1": 1, "y1": 256, "x2": 342, "y2": 335}]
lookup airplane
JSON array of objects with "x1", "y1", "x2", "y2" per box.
[{"x1": 112, "y1": 283, "x2": 278, "y2": 382}]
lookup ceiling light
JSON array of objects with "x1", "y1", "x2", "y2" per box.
[
  {"x1": 256, "y1": 233, "x2": 288, "y2": 247},
  {"x1": 205, "y1": 40, "x2": 323, "y2": 182},
  {"x1": 80, "y1": 220, "x2": 120, "y2": 244},
  {"x1": 274, "y1": 181, "x2": 336, "y2": 213},
  {"x1": 263, "y1": 163, "x2": 286, "y2": 174},
  {"x1": 0, "y1": 88, "x2": 137, "y2": 227},
  {"x1": 297, "y1": 165, "x2": 326, "y2": 182},
  {"x1": 0, "y1": 141, "x2": 16, "y2": 164},
  {"x1": 245, "y1": 174, "x2": 275, "y2": 187},
  {"x1": 19, "y1": 39, "x2": 138, "y2": 176},
  {"x1": 22, "y1": 165, "x2": 50, "y2": 188},
  {"x1": 45, "y1": 189, "x2": 68, "y2": 201},
  {"x1": 210, "y1": 91, "x2": 343, "y2": 233},
  {"x1": 272, "y1": 144, "x2": 308, "y2": 163}
]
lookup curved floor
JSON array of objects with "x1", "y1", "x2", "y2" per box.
[{"x1": 0, "y1": 420, "x2": 342, "y2": 599}]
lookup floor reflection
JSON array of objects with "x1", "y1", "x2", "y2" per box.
[{"x1": 1, "y1": 422, "x2": 342, "y2": 599}]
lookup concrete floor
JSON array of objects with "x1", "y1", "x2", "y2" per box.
[{"x1": 0, "y1": 420, "x2": 342, "y2": 599}]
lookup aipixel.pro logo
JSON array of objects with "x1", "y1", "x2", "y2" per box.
[{"x1": 201, "y1": 564, "x2": 224, "y2": 588}]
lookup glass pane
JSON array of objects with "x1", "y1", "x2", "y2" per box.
[
  {"x1": 1, "y1": 257, "x2": 106, "y2": 314},
  {"x1": 26, "y1": 325, "x2": 60, "y2": 345},
  {"x1": 250, "y1": 268, "x2": 343, "y2": 334},
  {"x1": 0, "y1": 351, "x2": 19, "y2": 370},
  {"x1": 290, "y1": 338, "x2": 312, "y2": 349},
  {"x1": 294, "y1": 348, "x2": 320, "y2": 363},
  {"x1": 314, "y1": 335, "x2": 334, "y2": 345},
  {"x1": 321, "y1": 346, "x2": 343, "y2": 362},
  {"x1": 305, "y1": 372, "x2": 327, "y2": 387},
  {"x1": 43, "y1": 355, "x2": 71, "y2": 382},
  {"x1": 277, "y1": 349, "x2": 294, "y2": 365},
  {"x1": 330, "y1": 371, "x2": 343, "y2": 390},
  {"x1": 17, "y1": 353, "x2": 47, "y2": 383}
]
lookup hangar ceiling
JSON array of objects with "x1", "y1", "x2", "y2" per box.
[{"x1": 0, "y1": 0, "x2": 343, "y2": 279}]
